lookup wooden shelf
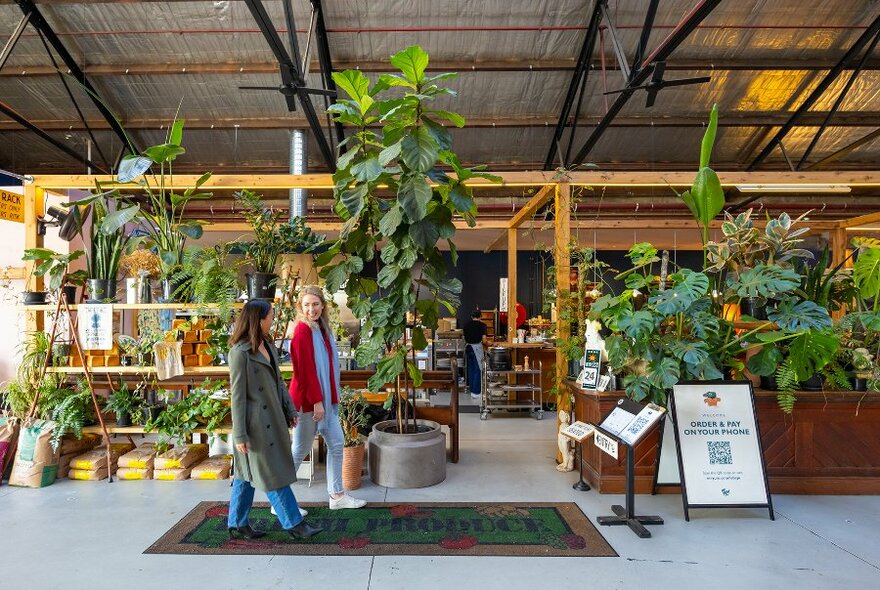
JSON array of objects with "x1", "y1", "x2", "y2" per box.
[
  {"x1": 82, "y1": 425, "x2": 232, "y2": 435},
  {"x1": 732, "y1": 320, "x2": 779, "y2": 331},
  {"x1": 48, "y1": 364, "x2": 293, "y2": 375},
  {"x1": 19, "y1": 303, "x2": 245, "y2": 311}
]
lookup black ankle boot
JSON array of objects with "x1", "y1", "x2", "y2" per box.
[
  {"x1": 287, "y1": 520, "x2": 323, "y2": 539},
  {"x1": 228, "y1": 524, "x2": 266, "y2": 539}
]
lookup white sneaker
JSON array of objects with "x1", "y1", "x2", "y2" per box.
[
  {"x1": 329, "y1": 494, "x2": 367, "y2": 510},
  {"x1": 270, "y1": 506, "x2": 308, "y2": 517}
]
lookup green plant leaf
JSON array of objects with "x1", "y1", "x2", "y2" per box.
[
  {"x1": 447, "y1": 183, "x2": 475, "y2": 214},
  {"x1": 412, "y1": 326, "x2": 428, "y2": 351},
  {"x1": 406, "y1": 360, "x2": 424, "y2": 387},
  {"x1": 116, "y1": 156, "x2": 152, "y2": 183},
  {"x1": 625, "y1": 375, "x2": 652, "y2": 402},
  {"x1": 169, "y1": 118, "x2": 184, "y2": 146},
  {"x1": 390, "y1": 45, "x2": 429, "y2": 85},
  {"x1": 398, "y1": 174, "x2": 432, "y2": 222},
  {"x1": 377, "y1": 263, "x2": 401, "y2": 288},
  {"x1": 323, "y1": 263, "x2": 349, "y2": 293},
  {"x1": 378, "y1": 141, "x2": 402, "y2": 166},
  {"x1": 351, "y1": 157, "x2": 383, "y2": 182},
  {"x1": 730, "y1": 264, "x2": 801, "y2": 299},
  {"x1": 788, "y1": 330, "x2": 838, "y2": 382},
  {"x1": 409, "y1": 218, "x2": 441, "y2": 249},
  {"x1": 144, "y1": 143, "x2": 186, "y2": 164},
  {"x1": 853, "y1": 246, "x2": 880, "y2": 303},
  {"x1": 341, "y1": 183, "x2": 368, "y2": 217},
  {"x1": 428, "y1": 109, "x2": 465, "y2": 128},
  {"x1": 747, "y1": 345, "x2": 783, "y2": 376},
  {"x1": 175, "y1": 221, "x2": 204, "y2": 240},
  {"x1": 398, "y1": 247, "x2": 417, "y2": 270},
  {"x1": 400, "y1": 126, "x2": 439, "y2": 174},
  {"x1": 618, "y1": 310, "x2": 655, "y2": 340},
  {"x1": 100, "y1": 204, "x2": 139, "y2": 234},
  {"x1": 650, "y1": 269, "x2": 709, "y2": 315},
  {"x1": 699, "y1": 104, "x2": 718, "y2": 169},
  {"x1": 651, "y1": 357, "x2": 681, "y2": 389},
  {"x1": 669, "y1": 340, "x2": 710, "y2": 366},
  {"x1": 768, "y1": 298, "x2": 832, "y2": 331},
  {"x1": 421, "y1": 117, "x2": 452, "y2": 151},
  {"x1": 332, "y1": 70, "x2": 371, "y2": 104}
]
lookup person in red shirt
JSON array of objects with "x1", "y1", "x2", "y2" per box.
[{"x1": 288, "y1": 286, "x2": 366, "y2": 510}]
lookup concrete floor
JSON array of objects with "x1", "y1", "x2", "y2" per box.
[{"x1": 1, "y1": 413, "x2": 878, "y2": 590}]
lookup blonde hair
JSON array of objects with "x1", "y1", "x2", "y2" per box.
[{"x1": 296, "y1": 285, "x2": 332, "y2": 334}]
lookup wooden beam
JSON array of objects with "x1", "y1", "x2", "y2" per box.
[
  {"x1": 30, "y1": 171, "x2": 880, "y2": 191},
  {"x1": 203, "y1": 220, "x2": 510, "y2": 232},
  {"x1": 555, "y1": 183, "x2": 572, "y2": 417},
  {"x1": 24, "y1": 184, "x2": 43, "y2": 332},
  {"x1": 1, "y1": 266, "x2": 26, "y2": 280},
  {"x1": 5, "y1": 112, "x2": 880, "y2": 132},
  {"x1": 507, "y1": 228, "x2": 518, "y2": 343},
  {"x1": 842, "y1": 211, "x2": 880, "y2": 228},
  {"x1": 509, "y1": 184, "x2": 555, "y2": 229}
]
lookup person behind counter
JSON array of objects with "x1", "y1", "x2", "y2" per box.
[
  {"x1": 227, "y1": 299, "x2": 323, "y2": 540},
  {"x1": 463, "y1": 308, "x2": 489, "y2": 398}
]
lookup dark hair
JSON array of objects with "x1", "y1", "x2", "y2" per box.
[
  {"x1": 230, "y1": 300, "x2": 272, "y2": 353},
  {"x1": 471, "y1": 308, "x2": 481, "y2": 318}
]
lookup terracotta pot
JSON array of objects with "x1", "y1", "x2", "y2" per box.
[{"x1": 342, "y1": 443, "x2": 365, "y2": 491}]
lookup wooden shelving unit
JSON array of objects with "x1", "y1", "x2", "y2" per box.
[{"x1": 479, "y1": 309, "x2": 496, "y2": 339}]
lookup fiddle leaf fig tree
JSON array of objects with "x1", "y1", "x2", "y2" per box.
[{"x1": 318, "y1": 46, "x2": 500, "y2": 433}]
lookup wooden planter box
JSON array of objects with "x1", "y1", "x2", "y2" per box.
[{"x1": 568, "y1": 381, "x2": 880, "y2": 495}]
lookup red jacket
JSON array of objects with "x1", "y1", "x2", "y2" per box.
[{"x1": 288, "y1": 321, "x2": 339, "y2": 412}]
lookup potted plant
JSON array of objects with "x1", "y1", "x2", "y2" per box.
[
  {"x1": 317, "y1": 46, "x2": 500, "y2": 487},
  {"x1": 144, "y1": 379, "x2": 229, "y2": 453},
  {"x1": 235, "y1": 189, "x2": 322, "y2": 300},
  {"x1": 104, "y1": 379, "x2": 143, "y2": 427},
  {"x1": 49, "y1": 378, "x2": 97, "y2": 451},
  {"x1": 170, "y1": 243, "x2": 242, "y2": 320},
  {"x1": 850, "y1": 347, "x2": 874, "y2": 392},
  {"x1": 119, "y1": 248, "x2": 161, "y2": 303},
  {"x1": 338, "y1": 387, "x2": 369, "y2": 491},
  {"x1": 21, "y1": 248, "x2": 87, "y2": 305}
]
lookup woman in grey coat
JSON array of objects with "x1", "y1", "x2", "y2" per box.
[{"x1": 227, "y1": 299, "x2": 322, "y2": 540}]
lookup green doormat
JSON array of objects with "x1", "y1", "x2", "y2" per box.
[{"x1": 145, "y1": 502, "x2": 618, "y2": 557}]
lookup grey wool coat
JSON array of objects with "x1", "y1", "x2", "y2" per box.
[{"x1": 229, "y1": 338, "x2": 298, "y2": 492}]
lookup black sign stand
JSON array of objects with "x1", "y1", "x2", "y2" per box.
[
  {"x1": 595, "y1": 423, "x2": 665, "y2": 539},
  {"x1": 572, "y1": 440, "x2": 590, "y2": 491}
]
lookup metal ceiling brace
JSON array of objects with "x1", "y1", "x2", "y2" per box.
[
  {"x1": 630, "y1": 0, "x2": 661, "y2": 78},
  {"x1": 14, "y1": 0, "x2": 136, "y2": 156},
  {"x1": 796, "y1": 27, "x2": 880, "y2": 170},
  {"x1": 806, "y1": 127, "x2": 880, "y2": 169},
  {"x1": 569, "y1": 0, "x2": 723, "y2": 167},
  {"x1": 748, "y1": 12, "x2": 880, "y2": 170},
  {"x1": 34, "y1": 28, "x2": 110, "y2": 170},
  {"x1": 600, "y1": 2, "x2": 632, "y2": 83},
  {"x1": 0, "y1": 11, "x2": 30, "y2": 72},
  {"x1": 244, "y1": 0, "x2": 336, "y2": 171},
  {"x1": 310, "y1": 0, "x2": 346, "y2": 152},
  {"x1": 0, "y1": 99, "x2": 107, "y2": 173},
  {"x1": 543, "y1": 0, "x2": 604, "y2": 170}
]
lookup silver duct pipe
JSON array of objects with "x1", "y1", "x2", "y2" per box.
[{"x1": 289, "y1": 129, "x2": 308, "y2": 221}]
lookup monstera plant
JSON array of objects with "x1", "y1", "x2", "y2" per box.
[{"x1": 317, "y1": 46, "x2": 499, "y2": 433}]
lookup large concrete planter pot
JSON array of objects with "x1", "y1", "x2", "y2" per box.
[{"x1": 368, "y1": 419, "x2": 446, "y2": 488}]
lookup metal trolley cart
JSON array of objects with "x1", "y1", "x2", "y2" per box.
[{"x1": 481, "y1": 360, "x2": 543, "y2": 420}]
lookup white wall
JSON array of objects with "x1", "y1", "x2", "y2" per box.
[{"x1": 0, "y1": 187, "x2": 70, "y2": 383}]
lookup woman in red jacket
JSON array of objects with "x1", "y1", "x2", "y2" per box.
[{"x1": 288, "y1": 286, "x2": 366, "y2": 509}]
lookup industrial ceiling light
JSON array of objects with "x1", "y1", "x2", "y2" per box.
[{"x1": 735, "y1": 184, "x2": 851, "y2": 194}]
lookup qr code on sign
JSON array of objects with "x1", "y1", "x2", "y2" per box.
[
  {"x1": 707, "y1": 441, "x2": 732, "y2": 465},
  {"x1": 626, "y1": 415, "x2": 649, "y2": 437}
]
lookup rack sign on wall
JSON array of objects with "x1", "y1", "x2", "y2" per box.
[
  {"x1": 77, "y1": 304, "x2": 114, "y2": 350},
  {"x1": 670, "y1": 381, "x2": 774, "y2": 521}
]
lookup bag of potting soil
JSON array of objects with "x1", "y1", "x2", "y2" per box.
[
  {"x1": 68, "y1": 466, "x2": 109, "y2": 481},
  {"x1": 69, "y1": 444, "x2": 130, "y2": 471},
  {"x1": 116, "y1": 467, "x2": 152, "y2": 480},
  {"x1": 57, "y1": 451, "x2": 81, "y2": 478},
  {"x1": 118, "y1": 443, "x2": 159, "y2": 469},
  {"x1": 190, "y1": 455, "x2": 232, "y2": 480},
  {"x1": 154, "y1": 467, "x2": 191, "y2": 481},
  {"x1": 9, "y1": 419, "x2": 60, "y2": 488},
  {"x1": 0, "y1": 416, "x2": 20, "y2": 483},
  {"x1": 59, "y1": 432, "x2": 101, "y2": 456},
  {"x1": 154, "y1": 444, "x2": 208, "y2": 469}
]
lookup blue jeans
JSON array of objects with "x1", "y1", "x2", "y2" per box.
[
  {"x1": 228, "y1": 479, "x2": 304, "y2": 530},
  {"x1": 466, "y1": 344, "x2": 482, "y2": 395},
  {"x1": 292, "y1": 404, "x2": 344, "y2": 496}
]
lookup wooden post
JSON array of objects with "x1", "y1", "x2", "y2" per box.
[
  {"x1": 831, "y1": 224, "x2": 850, "y2": 320},
  {"x1": 24, "y1": 184, "x2": 44, "y2": 333},
  {"x1": 507, "y1": 227, "x2": 517, "y2": 343},
  {"x1": 555, "y1": 182, "x2": 571, "y2": 415}
]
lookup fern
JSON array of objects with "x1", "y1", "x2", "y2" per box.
[
  {"x1": 50, "y1": 379, "x2": 95, "y2": 451},
  {"x1": 775, "y1": 361, "x2": 798, "y2": 413},
  {"x1": 822, "y1": 363, "x2": 852, "y2": 390}
]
